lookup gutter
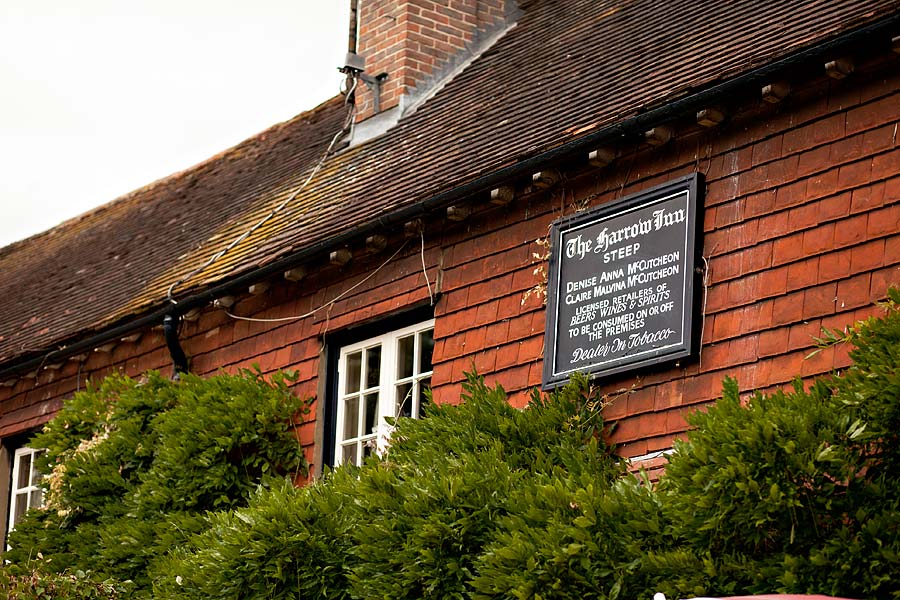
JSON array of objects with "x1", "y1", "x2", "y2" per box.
[{"x1": 1, "y1": 13, "x2": 898, "y2": 381}]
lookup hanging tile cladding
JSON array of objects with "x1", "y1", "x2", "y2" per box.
[
  {"x1": 598, "y1": 66, "x2": 900, "y2": 459},
  {"x1": 410, "y1": 56, "x2": 900, "y2": 458},
  {"x1": 2, "y1": 0, "x2": 899, "y2": 371},
  {"x1": 0, "y1": 330, "x2": 172, "y2": 437},
  {"x1": 1, "y1": 56, "x2": 898, "y2": 465}
]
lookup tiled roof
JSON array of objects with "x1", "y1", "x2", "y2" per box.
[
  {"x1": 1, "y1": 0, "x2": 899, "y2": 370},
  {"x1": 0, "y1": 99, "x2": 347, "y2": 365}
]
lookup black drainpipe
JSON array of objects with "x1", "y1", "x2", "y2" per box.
[{"x1": 163, "y1": 314, "x2": 189, "y2": 377}]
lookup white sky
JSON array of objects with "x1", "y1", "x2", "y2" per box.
[{"x1": 0, "y1": 1, "x2": 348, "y2": 247}]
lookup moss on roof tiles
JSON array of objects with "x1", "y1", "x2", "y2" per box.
[{"x1": 1, "y1": 0, "x2": 899, "y2": 367}]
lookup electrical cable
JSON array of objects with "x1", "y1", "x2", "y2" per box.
[
  {"x1": 626, "y1": 448, "x2": 675, "y2": 464},
  {"x1": 166, "y1": 75, "x2": 359, "y2": 305},
  {"x1": 698, "y1": 254, "x2": 710, "y2": 369},
  {"x1": 225, "y1": 239, "x2": 409, "y2": 323},
  {"x1": 419, "y1": 230, "x2": 434, "y2": 305}
]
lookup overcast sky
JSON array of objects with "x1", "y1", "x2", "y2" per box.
[{"x1": 0, "y1": 1, "x2": 347, "y2": 247}]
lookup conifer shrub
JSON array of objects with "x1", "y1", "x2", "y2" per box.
[{"x1": 1, "y1": 368, "x2": 311, "y2": 598}]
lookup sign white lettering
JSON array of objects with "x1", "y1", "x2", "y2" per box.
[{"x1": 542, "y1": 174, "x2": 703, "y2": 389}]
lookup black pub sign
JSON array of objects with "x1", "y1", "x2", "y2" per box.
[{"x1": 542, "y1": 173, "x2": 704, "y2": 388}]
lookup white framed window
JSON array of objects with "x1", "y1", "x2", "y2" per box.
[
  {"x1": 8, "y1": 447, "x2": 44, "y2": 533},
  {"x1": 335, "y1": 320, "x2": 435, "y2": 466}
]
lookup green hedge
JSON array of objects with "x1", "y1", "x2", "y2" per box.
[
  {"x1": 156, "y1": 373, "x2": 623, "y2": 600},
  {"x1": 4, "y1": 289, "x2": 900, "y2": 599},
  {"x1": 0, "y1": 567, "x2": 127, "y2": 600},
  {"x1": 654, "y1": 288, "x2": 900, "y2": 598},
  {"x1": 156, "y1": 291, "x2": 900, "y2": 600},
  {"x1": 2, "y1": 368, "x2": 311, "y2": 598}
]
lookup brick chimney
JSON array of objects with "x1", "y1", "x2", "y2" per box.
[{"x1": 346, "y1": 0, "x2": 516, "y2": 143}]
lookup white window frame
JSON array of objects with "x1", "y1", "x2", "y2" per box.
[
  {"x1": 7, "y1": 446, "x2": 44, "y2": 536},
  {"x1": 335, "y1": 319, "x2": 435, "y2": 466}
]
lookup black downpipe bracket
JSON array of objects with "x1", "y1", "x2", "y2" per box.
[{"x1": 163, "y1": 314, "x2": 189, "y2": 377}]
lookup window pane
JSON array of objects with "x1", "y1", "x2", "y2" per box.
[
  {"x1": 345, "y1": 351, "x2": 362, "y2": 394},
  {"x1": 32, "y1": 456, "x2": 43, "y2": 483},
  {"x1": 17, "y1": 454, "x2": 31, "y2": 489},
  {"x1": 364, "y1": 393, "x2": 379, "y2": 434},
  {"x1": 396, "y1": 382, "x2": 413, "y2": 418},
  {"x1": 30, "y1": 489, "x2": 42, "y2": 509},
  {"x1": 14, "y1": 492, "x2": 28, "y2": 524},
  {"x1": 336, "y1": 320, "x2": 434, "y2": 466},
  {"x1": 343, "y1": 397, "x2": 360, "y2": 440},
  {"x1": 397, "y1": 334, "x2": 414, "y2": 379},
  {"x1": 419, "y1": 329, "x2": 435, "y2": 373},
  {"x1": 419, "y1": 377, "x2": 432, "y2": 418},
  {"x1": 342, "y1": 444, "x2": 357, "y2": 466},
  {"x1": 366, "y1": 346, "x2": 381, "y2": 389}
]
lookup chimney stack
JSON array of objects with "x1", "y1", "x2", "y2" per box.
[{"x1": 345, "y1": 0, "x2": 515, "y2": 140}]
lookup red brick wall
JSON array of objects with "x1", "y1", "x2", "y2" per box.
[
  {"x1": 1, "y1": 52, "x2": 898, "y2": 474},
  {"x1": 354, "y1": 0, "x2": 509, "y2": 121}
]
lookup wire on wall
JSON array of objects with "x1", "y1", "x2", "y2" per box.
[
  {"x1": 420, "y1": 230, "x2": 434, "y2": 305},
  {"x1": 165, "y1": 76, "x2": 360, "y2": 305},
  {"x1": 225, "y1": 239, "x2": 409, "y2": 324},
  {"x1": 697, "y1": 254, "x2": 710, "y2": 369}
]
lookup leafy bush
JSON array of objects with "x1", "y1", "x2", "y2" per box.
[
  {"x1": 2, "y1": 368, "x2": 311, "y2": 598},
  {"x1": 155, "y1": 373, "x2": 623, "y2": 600},
  {"x1": 153, "y1": 291, "x2": 900, "y2": 599},
  {"x1": 655, "y1": 288, "x2": 900, "y2": 598},
  {"x1": 7, "y1": 290, "x2": 900, "y2": 600},
  {"x1": 0, "y1": 565, "x2": 128, "y2": 600},
  {"x1": 470, "y1": 473, "x2": 671, "y2": 600},
  {"x1": 346, "y1": 373, "x2": 622, "y2": 600},
  {"x1": 654, "y1": 377, "x2": 862, "y2": 596},
  {"x1": 154, "y1": 474, "x2": 355, "y2": 600},
  {"x1": 467, "y1": 291, "x2": 900, "y2": 600}
]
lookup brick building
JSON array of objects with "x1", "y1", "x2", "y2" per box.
[{"x1": 2, "y1": 0, "x2": 899, "y2": 542}]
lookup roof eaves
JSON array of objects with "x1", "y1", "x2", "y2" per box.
[{"x1": 1, "y1": 9, "x2": 898, "y2": 380}]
